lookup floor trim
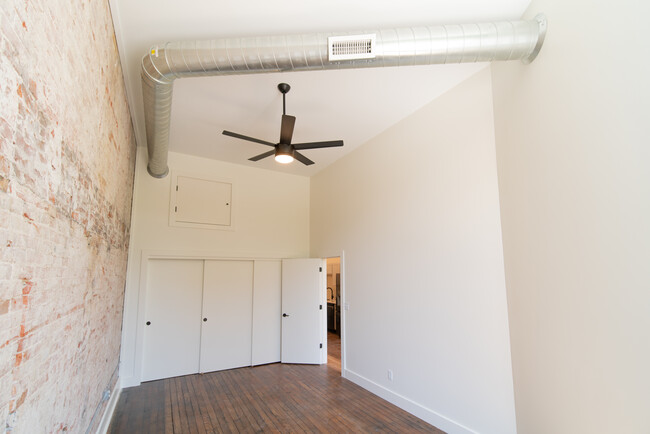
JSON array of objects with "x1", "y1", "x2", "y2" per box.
[
  {"x1": 96, "y1": 380, "x2": 122, "y2": 434},
  {"x1": 343, "y1": 368, "x2": 476, "y2": 434}
]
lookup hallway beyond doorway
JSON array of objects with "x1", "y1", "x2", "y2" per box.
[{"x1": 327, "y1": 331, "x2": 341, "y2": 372}]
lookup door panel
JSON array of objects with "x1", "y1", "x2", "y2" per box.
[
  {"x1": 200, "y1": 260, "x2": 253, "y2": 372},
  {"x1": 142, "y1": 259, "x2": 203, "y2": 382},
  {"x1": 252, "y1": 260, "x2": 282, "y2": 365},
  {"x1": 281, "y1": 258, "x2": 322, "y2": 364}
]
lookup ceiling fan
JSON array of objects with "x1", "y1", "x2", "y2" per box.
[{"x1": 222, "y1": 83, "x2": 344, "y2": 166}]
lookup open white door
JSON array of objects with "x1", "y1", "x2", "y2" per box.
[{"x1": 281, "y1": 258, "x2": 323, "y2": 364}]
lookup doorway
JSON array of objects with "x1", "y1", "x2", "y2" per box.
[{"x1": 325, "y1": 256, "x2": 342, "y2": 372}]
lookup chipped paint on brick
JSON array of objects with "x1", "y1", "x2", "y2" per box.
[{"x1": 0, "y1": 0, "x2": 136, "y2": 432}]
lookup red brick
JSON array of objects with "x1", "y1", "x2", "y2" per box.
[{"x1": 0, "y1": 0, "x2": 136, "y2": 431}]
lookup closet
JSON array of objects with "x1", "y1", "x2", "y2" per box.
[{"x1": 141, "y1": 258, "x2": 281, "y2": 382}]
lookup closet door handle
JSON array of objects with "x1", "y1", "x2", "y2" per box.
[
  {"x1": 282, "y1": 313, "x2": 290, "y2": 317},
  {"x1": 146, "y1": 321, "x2": 151, "y2": 326},
  {"x1": 203, "y1": 318, "x2": 207, "y2": 322}
]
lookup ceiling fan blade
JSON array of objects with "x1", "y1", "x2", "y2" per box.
[
  {"x1": 280, "y1": 115, "x2": 296, "y2": 144},
  {"x1": 293, "y1": 140, "x2": 344, "y2": 150},
  {"x1": 248, "y1": 149, "x2": 276, "y2": 162},
  {"x1": 293, "y1": 151, "x2": 315, "y2": 166},
  {"x1": 223, "y1": 130, "x2": 276, "y2": 147}
]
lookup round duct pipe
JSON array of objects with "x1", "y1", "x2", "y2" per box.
[{"x1": 141, "y1": 14, "x2": 547, "y2": 178}]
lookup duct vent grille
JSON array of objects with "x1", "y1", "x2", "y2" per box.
[{"x1": 328, "y1": 34, "x2": 376, "y2": 61}]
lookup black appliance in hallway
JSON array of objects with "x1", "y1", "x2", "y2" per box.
[{"x1": 327, "y1": 273, "x2": 340, "y2": 335}]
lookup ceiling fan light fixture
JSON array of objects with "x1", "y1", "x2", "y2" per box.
[
  {"x1": 275, "y1": 143, "x2": 295, "y2": 164},
  {"x1": 275, "y1": 154, "x2": 294, "y2": 164}
]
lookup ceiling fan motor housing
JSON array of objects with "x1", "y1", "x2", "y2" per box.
[{"x1": 276, "y1": 142, "x2": 295, "y2": 158}]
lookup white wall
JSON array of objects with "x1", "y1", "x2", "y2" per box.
[
  {"x1": 310, "y1": 68, "x2": 516, "y2": 434},
  {"x1": 120, "y1": 147, "x2": 310, "y2": 386},
  {"x1": 491, "y1": 1, "x2": 650, "y2": 433}
]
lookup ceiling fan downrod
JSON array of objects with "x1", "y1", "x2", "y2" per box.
[{"x1": 278, "y1": 83, "x2": 290, "y2": 115}]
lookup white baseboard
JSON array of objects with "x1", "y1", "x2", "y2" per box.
[
  {"x1": 343, "y1": 369, "x2": 476, "y2": 434},
  {"x1": 96, "y1": 380, "x2": 122, "y2": 434}
]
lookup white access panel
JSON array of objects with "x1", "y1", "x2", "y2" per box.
[
  {"x1": 252, "y1": 260, "x2": 282, "y2": 365},
  {"x1": 281, "y1": 258, "x2": 323, "y2": 364},
  {"x1": 200, "y1": 260, "x2": 253, "y2": 373},
  {"x1": 175, "y1": 175, "x2": 231, "y2": 226},
  {"x1": 142, "y1": 259, "x2": 204, "y2": 382}
]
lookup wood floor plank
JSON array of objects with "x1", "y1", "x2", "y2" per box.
[
  {"x1": 189, "y1": 374, "x2": 216, "y2": 432},
  {"x1": 108, "y1": 334, "x2": 444, "y2": 433},
  {"x1": 164, "y1": 381, "x2": 174, "y2": 434},
  {"x1": 226, "y1": 368, "x2": 279, "y2": 432},
  {"x1": 206, "y1": 371, "x2": 242, "y2": 433},
  {"x1": 183, "y1": 372, "x2": 206, "y2": 434},
  {"x1": 131, "y1": 386, "x2": 145, "y2": 433},
  {"x1": 222, "y1": 369, "x2": 263, "y2": 431},
  {"x1": 143, "y1": 379, "x2": 163, "y2": 433},
  {"x1": 172, "y1": 377, "x2": 187, "y2": 434}
]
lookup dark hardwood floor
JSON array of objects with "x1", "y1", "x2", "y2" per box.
[{"x1": 109, "y1": 337, "x2": 442, "y2": 433}]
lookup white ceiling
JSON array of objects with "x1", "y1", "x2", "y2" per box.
[{"x1": 109, "y1": 0, "x2": 531, "y2": 176}]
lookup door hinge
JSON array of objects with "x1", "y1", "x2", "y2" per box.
[
  {"x1": 176, "y1": 185, "x2": 178, "y2": 191},
  {"x1": 174, "y1": 206, "x2": 177, "y2": 212},
  {"x1": 320, "y1": 343, "x2": 323, "y2": 349},
  {"x1": 319, "y1": 304, "x2": 322, "y2": 310},
  {"x1": 319, "y1": 267, "x2": 322, "y2": 272}
]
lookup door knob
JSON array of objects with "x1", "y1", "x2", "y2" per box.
[
  {"x1": 282, "y1": 313, "x2": 290, "y2": 317},
  {"x1": 146, "y1": 321, "x2": 151, "y2": 326},
  {"x1": 203, "y1": 318, "x2": 207, "y2": 322}
]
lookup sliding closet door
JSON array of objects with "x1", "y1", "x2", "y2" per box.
[
  {"x1": 200, "y1": 260, "x2": 254, "y2": 373},
  {"x1": 252, "y1": 260, "x2": 282, "y2": 365},
  {"x1": 142, "y1": 259, "x2": 204, "y2": 382}
]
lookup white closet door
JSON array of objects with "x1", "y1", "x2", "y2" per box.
[
  {"x1": 252, "y1": 260, "x2": 282, "y2": 365},
  {"x1": 200, "y1": 260, "x2": 253, "y2": 373},
  {"x1": 142, "y1": 259, "x2": 204, "y2": 382}
]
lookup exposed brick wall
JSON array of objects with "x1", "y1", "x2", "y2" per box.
[{"x1": 0, "y1": 1, "x2": 136, "y2": 432}]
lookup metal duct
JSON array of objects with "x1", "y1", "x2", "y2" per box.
[{"x1": 141, "y1": 14, "x2": 547, "y2": 178}]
